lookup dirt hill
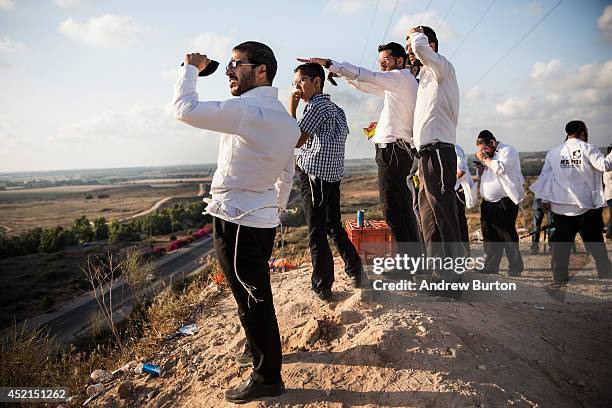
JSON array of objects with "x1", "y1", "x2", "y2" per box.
[{"x1": 88, "y1": 250, "x2": 612, "y2": 408}]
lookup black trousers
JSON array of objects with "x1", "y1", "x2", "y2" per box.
[
  {"x1": 456, "y1": 189, "x2": 470, "y2": 256},
  {"x1": 297, "y1": 167, "x2": 361, "y2": 292},
  {"x1": 480, "y1": 197, "x2": 524, "y2": 275},
  {"x1": 551, "y1": 209, "x2": 612, "y2": 281},
  {"x1": 418, "y1": 143, "x2": 462, "y2": 281},
  {"x1": 375, "y1": 143, "x2": 420, "y2": 247},
  {"x1": 456, "y1": 189, "x2": 469, "y2": 244},
  {"x1": 213, "y1": 217, "x2": 282, "y2": 384}
]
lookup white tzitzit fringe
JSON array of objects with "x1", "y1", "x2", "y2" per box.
[
  {"x1": 204, "y1": 202, "x2": 295, "y2": 308},
  {"x1": 436, "y1": 149, "x2": 446, "y2": 193}
]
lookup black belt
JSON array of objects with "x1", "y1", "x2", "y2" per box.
[
  {"x1": 374, "y1": 141, "x2": 399, "y2": 149},
  {"x1": 375, "y1": 141, "x2": 418, "y2": 158},
  {"x1": 416, "y1": 142, "x2": 454, "y2": 158}
]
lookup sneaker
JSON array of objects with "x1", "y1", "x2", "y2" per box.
[
  {"x1": 224, "y1": 376, "x2": 284, "y2": 404},
  {"x1": 312, "y1": 288, "x2": 333, "y2": 302}
]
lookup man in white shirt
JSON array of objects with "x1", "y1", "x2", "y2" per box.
[
  {"x1": 604, "y1": 145, "x2": 612, "y2": 241},
  {"x1": 475, "y1": 130, "x2": 525, "y2": 276},
  {"x1": 174, "y1": 41, "x2": 299, "y2": 403},
  {"x1": 406, "y1": 26, "x2": 462, "y2": 285},
  {"x1": 297, "y1": 43, "x2": 420, "y2": 254},
  {"x1": 530, "y1": 121, "x2": 612, "y2": 282},
  {"x1": 455, "y1": 144, "x2": 477, "y2": 253}
]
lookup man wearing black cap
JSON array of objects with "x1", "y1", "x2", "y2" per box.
[
  {"x1": 530, "y1": 120, "x2": 612, "y2": 282},
  {"x1": 475, "y1": 130, "x2": 525, "y2": 276}
]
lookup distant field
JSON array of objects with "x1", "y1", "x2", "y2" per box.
[
  {"x1": 0, "y1": 183, "x2": 202, "y2": 236},
  {"x1": 125, "y1": 177, "x2": 212, "y2": 184}
]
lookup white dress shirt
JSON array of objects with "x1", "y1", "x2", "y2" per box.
[
  {"x1": 604, "y1": 170, "x2": 612, "y2": 201},
  {"x1": 530, "y1": 138, "x2": 612, "y2": 216},
  {"x1": 328, "y1": 61, "x2": 418, "y2": 145},
  {"x1": 478, "y1": 143, "x2": 525, "y2": 204},
  {"x1": 410, "y1": 32, "x2": 460, "y2": 150},
  {"x1": 173, "y1": 65, "x2": 300, "y2": 228},
  {"x1": 455, "y1": 145, "x2": 477, "y2": 208}
]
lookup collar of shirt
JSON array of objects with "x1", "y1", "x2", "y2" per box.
[
  {"x1": 240, "y1": 85, "x2": 279, "y2": 99},
  {"x1": 307, "y1": 93, "x2": 330, "y2": 104}
]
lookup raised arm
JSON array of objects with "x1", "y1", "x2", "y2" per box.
[
  {"x1": 409, "y1": 31, "x2": 448, "y2": 81},
  {"x1": 173, "y1": 64, "x2": 243, "y2": 134},
  {"x1": 347, "y1": 79, "x2": 385, "y2": 97},
  {"x1": 584, "y1": 143, "x2": 612, "y2": 172},
  {"x1": 296, "y1": 57, "x2": 406, "y2": 92}
]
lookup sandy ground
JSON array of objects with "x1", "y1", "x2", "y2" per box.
[{"x1": 89, "y1": 244, "x2": 612, "y2": 408}]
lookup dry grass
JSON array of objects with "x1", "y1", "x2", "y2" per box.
[
  {"x1": 0, "y1": 323, "x2": 129, "y2": 395},
  {"x1": 0, "y1": 253, "x2": 225, "y2": 397},
  {"x1": 133, "y1": 255, "x2": 223, "y2": 358}
]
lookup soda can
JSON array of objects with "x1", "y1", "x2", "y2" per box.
[
  {"x1": 357, "y1": 210, "x2": 365, "y2": 228},
  {"x1": 142, "y1": 363, "x2": 163, "y2": 377}
]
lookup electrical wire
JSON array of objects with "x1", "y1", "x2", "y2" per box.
[
  {"x1": 450, "y1": 0, "x2": 498, "y2": 57},
  {"x1": 463, "y1": 0, "x2": 565, "y2": 97}
]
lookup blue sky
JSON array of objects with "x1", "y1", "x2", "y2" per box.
[{"x1": 0, "y1": 0, "x2": 611, "y2": 172}]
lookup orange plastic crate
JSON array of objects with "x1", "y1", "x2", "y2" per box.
[{"x1": 345, "y1": 219, "x2": 393, "y2": 263}]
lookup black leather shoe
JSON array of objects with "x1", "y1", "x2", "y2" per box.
[{"x1": 224, "y1": 377, "x2": 284, "y2": 404}]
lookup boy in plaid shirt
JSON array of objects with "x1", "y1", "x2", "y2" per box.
[{"x1": 289, "y1": 63, "x2": 362, "y2": 301}]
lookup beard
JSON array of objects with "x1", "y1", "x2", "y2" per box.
[{"x1": 230, "y1": 69, "x2": 257, "y2": 96}]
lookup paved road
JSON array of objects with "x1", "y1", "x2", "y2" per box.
[{"x1": 6, "y1": 236, "x2": 215, "y2": 345}]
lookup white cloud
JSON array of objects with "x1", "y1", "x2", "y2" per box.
[
  {"x1": 324, "y1": 0, "x2": 412, "y2": 15},
  {"x1": 597, "y1": 4, "x2": 612, "y2": 42},
  {"x1": 527, "y1": 2, "x2": 542, "y2": 15},
  {"x1": 0, "y1": 36, "x2": 24, "y2": 68},
  {"x1": 324, "y1": 0, "x2": 366, "y2": 15},
  {"x1": 161, "y1": 67, "x2": 178, "y2": 82},
  {"x1": 54, "y1": 0, "x2": 80, "y2": 7},
  {"x1": 530, "y1": 59, "x2": 612, "y2": 91},
  {"x1": 189, "y1": 32, "x2": 235, "y2": 63},
  {"x1": 0, "y1": 0, "x2": 14, "y2": 10},
  {"x1": 463, "y1": 58, "x2": 612, "y2": 150},
  {"x1": 393, "y1": 11, "x2": 456, "y2": 42},
  {"x1": 465, "y1": 85, "x2": 482, "y2": 102},
  {"x1": 495, "y1": 96, "x2": 535, "y2": 117},
  {"x1": 59, "y1": 14, "x2": 145, "y2": 47},
  {"x1": 556, "y1": 60, "x2": 612, "y2": 90},
  {"x1": 0, "y1": 36, "x2": 24, "y2": 52},
  {"x1": 51, "y1": 103, "x2": 199, "y2": 143},
  {"x1": 0, "y1": 115, "x2": 19, "y2": 148},
  {"x1": 530, "y1": 58, "x2": 561, "y2": 81}
]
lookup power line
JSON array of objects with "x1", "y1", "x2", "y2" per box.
[
  {"x1": 340, "y1": 0, "x2": 380, "y2": 133},
  {"x1": 358, "y1": 0, "x2": 380, "y2": 65},
  {"x1": 348, "y1": 0, "x2": 400, "y2": 157},
  {"x1": 450, "y1": 0, "x2": 497, "y2": 57},
  {"x1": 419, "y1": 0, "x2": 434, "y2": 25},
  {"x1": 443, "y1": 0, "x2": 457, "y2": 20},
  {"x1": 383, "y1": 0, "x2": 401, "y2": 40},
  {"x1": 463, "y1": 0, "x2": 565, "y2": 97}
]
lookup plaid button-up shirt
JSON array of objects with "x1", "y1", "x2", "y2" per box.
[{"x1": 296, "y1": 93, "x2": 349, "y2": 182}]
